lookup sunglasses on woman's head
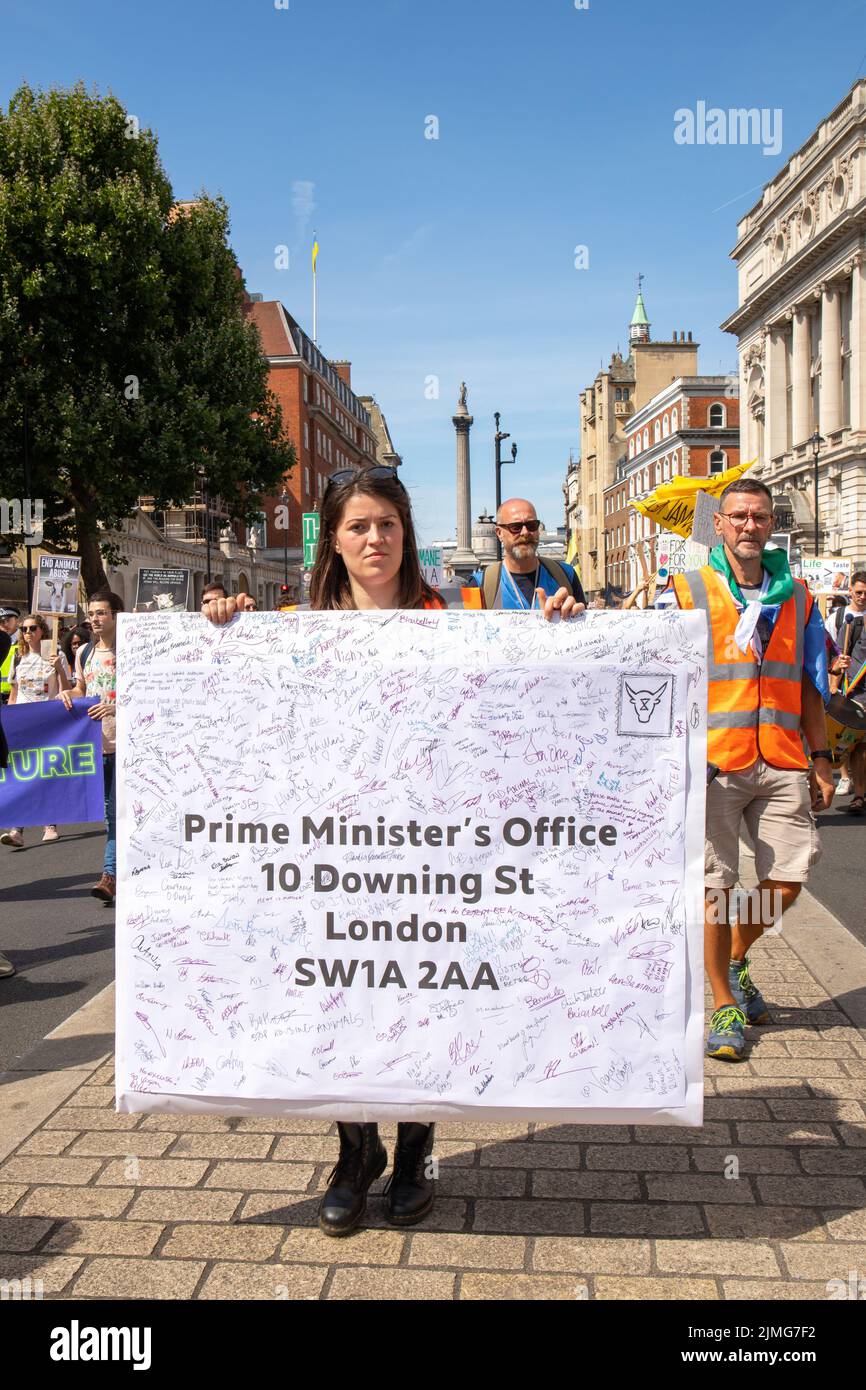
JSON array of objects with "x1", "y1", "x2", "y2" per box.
[{"x1": 325, "y1": 465, "x2": 406, "y2": 495}]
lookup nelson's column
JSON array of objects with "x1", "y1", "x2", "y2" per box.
[{"x1": 450, "y1": 382, "x2": 477, "y2": 576}]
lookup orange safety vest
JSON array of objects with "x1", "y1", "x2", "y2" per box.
[{"x1": 673, "y1": 565, "x2": 811, "y2": 773}]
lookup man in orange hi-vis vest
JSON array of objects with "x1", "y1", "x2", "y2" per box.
[{"x1": 673, "y1": 478, "x2": 834, "y2": 1062}]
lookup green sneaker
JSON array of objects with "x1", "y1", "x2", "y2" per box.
[
  {"x1": 729, "y1": 955, "x2": 770, "y2": 1025},
  {"x1": 706, "y1": 1005, "x2": 747, "y2": 1061}
]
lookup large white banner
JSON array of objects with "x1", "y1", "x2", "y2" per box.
[{"x1": 116, "y1": 609, "x2": 707, "y2": 1125}]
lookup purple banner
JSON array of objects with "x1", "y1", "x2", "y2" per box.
[{"x1": 0, "y1": 699, "x2": 104, "y2": 827}]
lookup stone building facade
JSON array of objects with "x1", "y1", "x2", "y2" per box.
[
  {"x1": 604, "y1": 377, "x2": 740, "y2": 595},
  {"x1": 242, "y1": 299, "x2": 379, "y2": 571},
  {"x1": 575, "y1": 288, "x2": 700, "y2": 596},
  {"x1": 721, "y1": 79, "x2": 866, "y2": 560}
]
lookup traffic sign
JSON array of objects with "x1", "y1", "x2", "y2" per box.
[{"x1": 303, "y1": 512, "x2": 320, "y2": 568}]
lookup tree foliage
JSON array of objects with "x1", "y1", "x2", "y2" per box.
[{"x1": 0, "y1": 82, "x2": 294, "y2": 592}]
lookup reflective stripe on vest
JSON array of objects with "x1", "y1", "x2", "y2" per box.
[
  {"x1": 0, "y1": 644, "x2": 14, "y2": 695},
  {"x1": 673, "y1": 565, "x2": 810, "y2": 772}
]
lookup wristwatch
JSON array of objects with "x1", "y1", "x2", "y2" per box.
[{"x1": 809, "y1": 749, "x2": 833, "y2": 762}]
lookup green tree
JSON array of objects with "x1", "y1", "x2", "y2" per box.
[{"x1": 0, "y1": 82, "x2": 295, "y2": 594}]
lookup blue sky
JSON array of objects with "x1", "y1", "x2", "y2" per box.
[{"x1": 2, "y1": 0, "x2": 864, "y2": 543}]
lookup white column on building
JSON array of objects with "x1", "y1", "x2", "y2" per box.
[
  {"x1": 819, "y1": 281, "x2": 843, "y2": 436},
  {"x1": 739, "y1": 350, "x2": 752, "y2": 463},
  {"x1": 765, "y1": 323, "x2": 786, "y2": 460},
  {"x1": 851, "y1": 254, "x2": 866, "y2": 434},
  {"x1": 792, "y1": 305, "x2": 812, "y2": 446}
]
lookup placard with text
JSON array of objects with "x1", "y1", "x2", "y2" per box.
[{"x1": 116, "y1": 609, "x2": 707, "y2": 1124}]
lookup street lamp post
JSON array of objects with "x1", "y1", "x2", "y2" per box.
[
  {"x1": 808, "y1": 430, "x2": 824, "y2": 557},
  {"x1": 197, "y1": 467, "x2": 211, "y2": 583},
  {"x1": 23, "y1": 398, "x2": 33, "y2": 607},
  {"x1": 280, "y1": 487, "x2": 289, "y2": 588},
  {"x1": 494, "y1": 413, "x2": 518, "y2": 560}
]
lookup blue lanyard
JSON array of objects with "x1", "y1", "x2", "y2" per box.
[{"x1": 503, "y1": 564, "x2": 540, "y2": 610}]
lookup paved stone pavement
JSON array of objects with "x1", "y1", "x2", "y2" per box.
[{"x1": 1, "y1": 898, "x2": 865, "y2": 1301}]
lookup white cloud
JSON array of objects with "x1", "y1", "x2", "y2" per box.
[{"x1": 291, "y1": 180, "x2": 316, "y2": 233}]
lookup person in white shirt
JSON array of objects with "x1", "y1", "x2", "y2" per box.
[{"x1": 0, "y1": 614, "x2": 71, "y2": 848}]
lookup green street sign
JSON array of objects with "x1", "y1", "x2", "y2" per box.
[{"x1": 303, "y1": 512, "x2": 320, "y2": 568}]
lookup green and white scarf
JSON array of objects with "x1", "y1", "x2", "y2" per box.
[{"x1": 708, "y1": 544, "x2": 794, "y2": 654}]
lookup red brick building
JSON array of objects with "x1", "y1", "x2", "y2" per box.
[
  {"x1": 604, "y1": 376, "x2": 740, "y2": 594},
  {"x1": 243, "y1": 298, "x2": 379, "y2": 557}
]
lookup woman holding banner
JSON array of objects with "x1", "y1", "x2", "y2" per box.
[
  {"x1": 205, "y1": 465, "x2": 581, "y2": 1236},
  {"x1": 0, "y1": 614, "x2": 71, "y2": 849}
]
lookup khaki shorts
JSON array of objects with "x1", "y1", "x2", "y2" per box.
[{"x1": 705, "y1": 760, "x2": 821, "y2": 888}]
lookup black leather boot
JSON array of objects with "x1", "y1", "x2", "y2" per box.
[
  {"x1": 318, "y1": 1122, "x2": 387, "y2": 1237},
  {"x1": 383, "y1": 1122, "x2": 436, "y2": 1225}
]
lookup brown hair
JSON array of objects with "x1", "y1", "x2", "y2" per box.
[
  {"x1": 310, "y1": 473, "x2": 439, "y2": 611},
  {"x1": 16, "y1": 612, "x2": 48, "y2": 657},
  {"x1": 88, "y1": 587, "x2": 125, "y2": 615},
  {"x1": 718, "y1": 478, "x2": 773, "y2": 510}
]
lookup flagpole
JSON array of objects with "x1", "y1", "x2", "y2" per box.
[{"x1": 312, "y1": 230, "x2": 318, "y2": 346}]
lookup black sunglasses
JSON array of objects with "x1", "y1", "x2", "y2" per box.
[
  {"x1": 325, "y1": 465, "x2": 406, "y2": 495},
  {"x1": 497, "y1": 519, "x2": 542, "y2": 536}
]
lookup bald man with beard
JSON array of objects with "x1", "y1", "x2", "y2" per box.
[{"x1": 470, "y1": 498, "x2": 587, "y2": 613}]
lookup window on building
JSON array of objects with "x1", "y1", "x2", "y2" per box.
[
  {"x1": 671, "y1": 407, "x2": 678, "y2": 432},
  {"x1": 662, "y1": 414, "x2": 669, "y2": 438},
  {"x1": 623, "y1": 387, "x2": 629, "y2": 401},
  {"x1": 642, "y1": 428, "x2": 649, "y2": 450},
  {"x1": 709, "y1": 403, "x2": 725, "y2": 427},
  {"x1": 304, "y1": 466, "x2": 311, "y2": 497},
  {"x1": 316, "y1": 383, "x2": 321, "y2": 405},
  {"x1": 304, "y1": 422, "x2": 310, "y2": 451},
  {"x1": 709, "y1": 450, "x2": 726, "y2": 474},
  {"x1": 653, "y1": 420, "x2": 661, "y2": 443},
  {"x1": 303, "y1": 376, "x2": 308, "y2": 403},
  {"x1": 629, "y1": 438, "x2": 634, "y2": 458}
]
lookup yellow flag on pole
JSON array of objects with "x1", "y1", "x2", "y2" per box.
[
  {"x1": 631, "y1": 458, "x2": 755, "y2": 538},
  {"x1": 312, "y1": 237, "x2": 319, "y2": 274}
]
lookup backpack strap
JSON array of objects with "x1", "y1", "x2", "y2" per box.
[
  {"x1": 540, "y1": 558, "x2": 571, "y2": 595},
  {"x1": 77, "y1": 641, "x2": 94, "y2": 689},
  {"x1": 481, "y1": 563, "x2": 502, "y2": 610}
]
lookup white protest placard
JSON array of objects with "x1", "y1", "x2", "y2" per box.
[
  {"x1": 690, "y1": 490, "x2": 720, "y2": 548},
  {"x1": 418, "y1": 546, "x2": 443, "y2": 589},
  {"x1": 802, "y1": 556, "x2": 851, "y2": 596},
  {"x1": 116, "y1": 609, "x2": 707, "y2": 1126},
  {"x1": 657, "y1": 535, "x2": 708, "y2": 575}
]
